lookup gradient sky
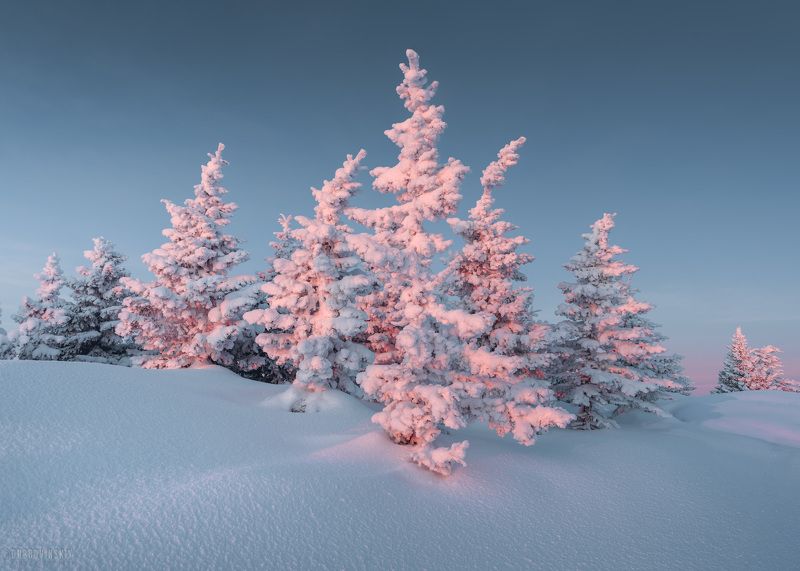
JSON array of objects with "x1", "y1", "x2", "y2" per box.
[{"x1": 1, "y1": 0, "x2": 798, "y2": 392}]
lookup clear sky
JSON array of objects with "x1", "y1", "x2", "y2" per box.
[{"x1": 1, "y1": 0, "x2": 798, "y2": 392}]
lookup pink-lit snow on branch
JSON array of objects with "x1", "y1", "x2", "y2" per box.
[
  {"x1": 347, "y1": 49, "x2": 467, "y2": 257},
  {"x1": 479, "y1": 136, "x2": 526, "y2": 192}
]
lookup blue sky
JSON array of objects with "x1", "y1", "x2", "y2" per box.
[{"x1": 1, "y1": 0, "x2": 798, "y2": 391}]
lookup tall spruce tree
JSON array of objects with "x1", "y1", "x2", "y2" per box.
[
  {"x1": 117, "y1": 144, "x2": 265, "y2": 370},
  {"x1": 444, "y1": 137, "x2": 572, "y2": 445},
  {"x1": 347, "y1": 50, "x2": 484, "y2": 474},
  {"x1": 549, "y1": 214, "x2": 670, "y2": 429},
  {"x1": 244, "y1": 151, "x2": 377, "y2": 409}
]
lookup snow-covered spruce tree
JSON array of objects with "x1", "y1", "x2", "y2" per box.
[
  {"x1": 616, "y1": 295, "x2": 694, "y2": 396},
  {"x1": 232, "y1": 214, "x2": 300, "y2": 385},
  {"x1": 0, "y1": 306, "x2": 12, "y2": 359},
  {"x1": 749, "y1": 345, "x2": 784, "y2": 391},
  {"x1": 347, "y1": 49, "x2": 468, "y2": 364},
  {"x1": 549, "y1": 214, "x2": 672, "y2": 429},
  {"x1": 775, "y1": 377, "x2": 800, "y2": 393},
  {"x1": 62, "y1": 237, "x2": 137, "y2": 365},
  {"x1": 444, "y1": 137, "x2": 572, "y2": 445},
  {"x1": 117, "y1": 144, "x2": 266, "y2": 372},
  {"x1": 346, "y1": 50, "x2": 489, "y2": 475},
  {"x1": 13, "y1": 253, "x2": 69, "y2": 360},
  {"x1": 713, "y1": 327, "x2": 753, "y2": 393},
  {"x1": 245, "y1": 151, "x2": 376, "y2": 409}
]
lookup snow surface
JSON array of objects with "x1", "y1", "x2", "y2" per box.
[
  {"x1": 670, "y1": 390, "x2": 800, "y2": 448},
  {"x1": 1, "y1": 361, "x2": 798, "y2": 570}
]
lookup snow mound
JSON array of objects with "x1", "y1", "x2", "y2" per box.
[
  {"x1": 670, "y1": 390, "x2": 800, "y2": 448},
  {"x1": 1, "y1": 361, "x2": 799, "y2": 569},
  {"x1": 261, "y1": 384, "x2": 362, "y2": 413}
]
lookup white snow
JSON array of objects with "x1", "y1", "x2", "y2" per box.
[
  {"x1": 1, "y1": 361, "x2": 798, "y2": 569},
  {"x1": 670, "y1": 390, "x2": 800, "y2": 448}
]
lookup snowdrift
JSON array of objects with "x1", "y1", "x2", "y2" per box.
[{"x1": 1, "y1": 361, "x2": 798, "y2": 569}]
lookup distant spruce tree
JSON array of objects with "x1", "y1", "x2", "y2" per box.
[
  {"x1": 63, "y1": 237, "x2": 138, "y2": 365},
  {"x1": 713, "y1": 327, "x2": 753, "y2": 393},
  {"x1": 749, "y1": 344, "x2": 784, "y2": 391},
  {"x1": 0, "y1": 306, "x2": 12, "y2": 359},
  {"x1": 13, "y1": 253, "x2": 69, "y2": 360}
]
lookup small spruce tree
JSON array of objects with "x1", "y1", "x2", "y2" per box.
[
  {"x1": 713, "y1": 327, "x2": 753, "y2": 393},
  {"x1": 0, "y1": 306, "x2": 12, "y2": 359},
  {"x1": 749, "y1": 345, "x2": 784, "y2": 391},
  {"x1": 774, "y1": 377, "x2": 800, "y2": 393},
  {"x1": 13, "y1": 253, "x2": 69, "y2": 360},
  {"x1": 63, "y1": 237, "x2": 137, "y2": 365}
]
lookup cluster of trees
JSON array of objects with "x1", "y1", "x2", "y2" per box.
[
  {"x1": 4, "y1": 49, "x2": 788, "y2": 475},
  {"x1": 714, "y1": 327, "x2": 796, "y2": 393},
  {"x1": 6, "y1": 243, "x2": 137, "y2": 365}
]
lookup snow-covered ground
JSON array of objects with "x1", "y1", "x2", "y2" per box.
[{"x1": 1, "y1": 361, "x2": 798, "y2": 570}]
